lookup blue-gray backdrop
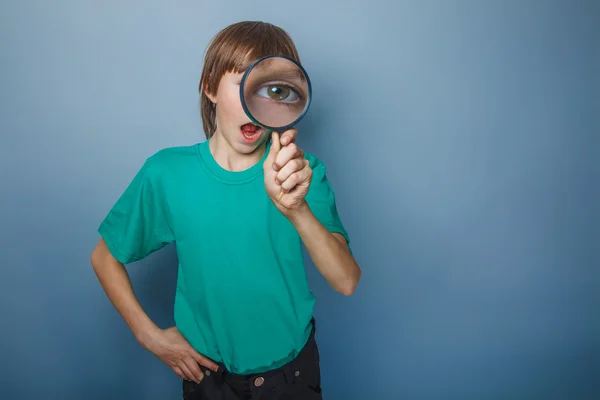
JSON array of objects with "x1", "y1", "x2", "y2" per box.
[{"x1": 1, "y1": 1, "x2": 598, "y2": 399}]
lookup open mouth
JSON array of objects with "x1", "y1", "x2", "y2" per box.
[{"x1": 240, "y1": 123, "x2": 263, "y2": 143}]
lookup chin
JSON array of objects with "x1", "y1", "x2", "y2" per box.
[
  {"x1": 231, "y1": 138, "x2": 263, "y2": 154},
  {"x1": 239, "y1": 135, "x2": 268, "y2": 152}
]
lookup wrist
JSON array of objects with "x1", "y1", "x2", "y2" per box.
[
  {"x1": 134, "y1": 321, "x2": 162, "y2": 350},
  {"x1": 284, "y1": 200, "x2": 312, "y2": 224}
]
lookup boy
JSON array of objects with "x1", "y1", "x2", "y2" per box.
[{"x1": 91, "y1": 21, "x2": 361, "y2": 400}]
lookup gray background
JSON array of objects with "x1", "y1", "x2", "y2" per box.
[{"x1": 1, "y1": 0, "x2": 598, "y2": 398}]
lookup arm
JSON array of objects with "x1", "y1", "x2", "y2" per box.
[
  {"x1": 263, "y1": 131, "x2": 361, "y2": 296},
  {"x1": 288, "y1": 202, "x2": 361, "y2": 295},
  {"x1": 90, "y1": 238, "x2": 160, "y2": 348},
  {"x1": 90, "y1": 239, "x2": 218, "y2": 383}
]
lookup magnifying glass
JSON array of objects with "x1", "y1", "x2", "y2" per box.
[{"x1": 240, "y1": 55, "x2": 312, "y2": 134}]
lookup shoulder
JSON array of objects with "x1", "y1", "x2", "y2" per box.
[
  {"x1": 146, "y1": 144, "x2": 199, "y2": 166},
  {"x1": 139, "y1": 144, "x2": 200, "y2": 178}
]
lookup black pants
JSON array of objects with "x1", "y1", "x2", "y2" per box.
[{"x1": 182, "y1": 320, "x2": 322, "y2": 399}]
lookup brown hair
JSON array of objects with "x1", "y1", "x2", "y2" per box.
[{"x1": 199, "y1": 21, "x2": 301, "y2": 138}]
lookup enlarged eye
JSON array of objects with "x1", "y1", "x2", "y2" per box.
[{"x1": 256, "y1": 84, "x2": 300, "y2": 103}]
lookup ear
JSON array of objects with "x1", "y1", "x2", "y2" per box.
[
  {"x1": 201, "y1": 75, "x2": 217, "y2": 104},
  {"x1": 202, "y1": 86, "x2": 217, "y2": 105},
  {"x1": 204, "y1": 88, "x2": 217, "y2": 105}
]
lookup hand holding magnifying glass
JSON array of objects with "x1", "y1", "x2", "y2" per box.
[{"x1": 240, "y1": 55, "x2": 314, "y2": 214}]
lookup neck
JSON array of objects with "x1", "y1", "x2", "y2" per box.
[{"x1": 208, "y1": 131, "x2": 267, "y2": 172}]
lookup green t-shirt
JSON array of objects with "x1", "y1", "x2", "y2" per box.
[{"x1": 98, "y1": 139, "x2": 350, "y2": 374}]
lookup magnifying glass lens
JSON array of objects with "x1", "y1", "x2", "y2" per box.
[{"x1": 241, "y1": 56, "x2": 311, "y2": 131}]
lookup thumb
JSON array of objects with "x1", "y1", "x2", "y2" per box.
[{"x1": 266, "y1": 131, "x2": 281, "y2": 165}]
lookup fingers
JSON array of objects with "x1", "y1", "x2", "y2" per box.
[
  {"x1": 173, "y1": 366, "x2": 187, "y2": 380},
  {"x1": 279, "y1": 128, "x2": 297, "y2": 146},
  {"x1": 173, "y1": 350, "x2": 217, "y2": 384},
  {"x1": 265, "y1": 129, "x2": 298, "y2": 170},
  {"x1": 177, "y1": 360, "x2": 203, "y2": 384},
  {"x1": 159, "y1": 327, "x2": 217, "y2": 384},
  {"x1": 280, "y1": 160, "x2": 311, "y2": 192},
  {"x1": 191, "y1": 351, "x2": 219, "y2": 372},
  {"x1": 273, "y1": 142, "x2": 303, "y2": 172},
  {"x1": 184, "y1": 356, "x2": 205, "y2": 383},
  {"x1": 276, "y1": 158, "x2": 307, "y2": 185}
]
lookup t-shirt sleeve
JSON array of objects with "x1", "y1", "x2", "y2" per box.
[
  {"x1": 98, "y1": 156, "x2": 175, "y2": 264},
  {"x1": 306, "y1": 160, "x2": 351, "y2": 250}
]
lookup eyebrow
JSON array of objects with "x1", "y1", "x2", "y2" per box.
[{"x1": 252, "y1": 65, "x2": 307, "y2": 82}]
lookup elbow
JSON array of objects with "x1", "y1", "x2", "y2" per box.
[
  {"x1": 339, "y1": 285, "x2": 356, "y2": 296},
  {"x1": 90, "y1": 247, "x2": 100, "y2": 270},
  {"x1": 337, "y1": 268, "x2": 361, "y2": 296},
  {"x1": 90, "y1": 249, "x2": 105, "y2": 277},
  {"x1": 90, "y1": 242, "x2": 105, "y2": 269}
]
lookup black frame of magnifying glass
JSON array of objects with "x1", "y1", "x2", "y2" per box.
[{"x1": 239, "y1": 54, "x2": 312, "y2": 133}]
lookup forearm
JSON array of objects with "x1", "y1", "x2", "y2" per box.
[
  {"x1": 90, "y1": 240, "x2": 160, "y2": 348},
  {"x1": 288, "y1": 202, "x2": 361, "y2": 295}
]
